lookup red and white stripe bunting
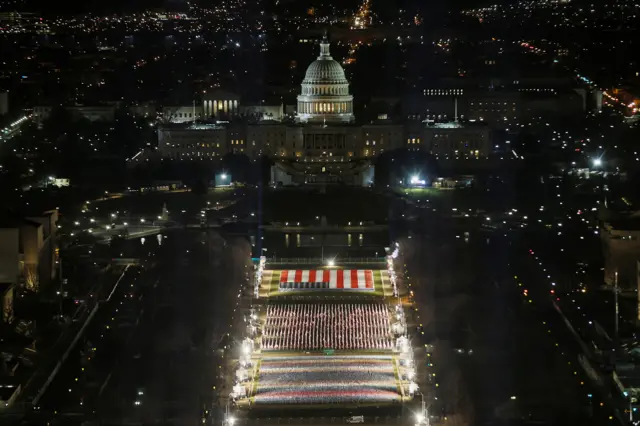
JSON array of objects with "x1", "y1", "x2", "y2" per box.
[{"x1": 279, "y1": 270, "x2": 373, "y2": 290}]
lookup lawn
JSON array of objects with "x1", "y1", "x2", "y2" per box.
[
  {"x1": 399, "y1": 187, "x2": 446, "y2": 198},
  {"x1": 250, "y1": 355, "x2": 402, "y2": 406}
]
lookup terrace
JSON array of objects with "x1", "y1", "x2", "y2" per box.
[{"x1": 233, "y1": 252, "x2": 416, "y2": 412}]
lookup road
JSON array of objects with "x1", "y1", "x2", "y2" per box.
[
  {"x1": 27, "y1": 228, "x2": 250, "y2": 425},
  {"x1": 102, "y1": 229, "x2": 246, "y2": 424},
  {"x1": 14, "y1": 266, "x2": 128, "y2": 410},
  {"x1": 400, "y1": 220, "x2": 610, "y2": 425}
]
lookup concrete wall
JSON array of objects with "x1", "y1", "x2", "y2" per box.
[
  {"x1": 270, "y1": 164, "x2": 294, "y2": 186},
  {"x1": 26, "y1": 210, "x2": 58, "y2": 285}
]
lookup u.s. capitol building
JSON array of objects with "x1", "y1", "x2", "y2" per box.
[{"x1": 156, "y1": 36, "x2": 491, "y2": 185}]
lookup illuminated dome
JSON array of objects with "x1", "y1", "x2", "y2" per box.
[
  {"x1": 303, "y1": 55, "x2": 348, "y2": 84},
  {"x1": 297, "y1": 35, "x2": 354, "y2": 124}
]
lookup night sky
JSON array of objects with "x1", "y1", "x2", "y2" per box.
[{"x1": 10, "y1": 0, "x2": 492, "y2": 15}]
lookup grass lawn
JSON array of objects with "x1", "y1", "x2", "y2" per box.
[
  {"x1": 264, "y1": 269, "x2": 388, "y2": 298},
  {"x1": 399, "y1": 187, "x2": 446, "y2": 198},
  {"x1": 240, "y1": 352, "x2": 403, "y2": 410}
]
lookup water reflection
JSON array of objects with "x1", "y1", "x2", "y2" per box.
[{"x1": 255, "y1": 231, "x2": 389, "y2": 258}]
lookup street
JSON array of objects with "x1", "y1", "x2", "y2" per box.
[{"x1": 29, "y1": 229, "x2": 250, "y2": 425}]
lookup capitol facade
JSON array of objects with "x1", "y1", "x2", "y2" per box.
[
  {"x1": 296, "y1": 36, "x2": 355, "y2": 124},
  {"x1": 153, "y1": 35, "x2": 492, "y2": 185}
]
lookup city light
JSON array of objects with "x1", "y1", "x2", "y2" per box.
[{"x1": 410, "y1": 175, "x2": 426, "y2": 186}]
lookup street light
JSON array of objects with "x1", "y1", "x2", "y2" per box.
[
  {"x1": 416, "y1": 392, "x2": 429, "y2": 426},
  {"x1": 592, "y1": 156, "x2": 605, "y2": 201},
  {"x1": 221, "y1": 173, "x2": 228, "y2": 180}
]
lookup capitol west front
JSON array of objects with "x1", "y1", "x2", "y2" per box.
[{"x1": 155, "y1": 36, "x2": 492, "y2": 185}]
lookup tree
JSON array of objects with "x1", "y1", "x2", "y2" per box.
[
  {"x1": 23, "y1": 266, "x2": 39, "y2": 293},
  {"x1": 256, "y1": 155, "x2": 274, "y2": 185},
  {"x1": 159, "y1": 106, "x2": 181, "y2": 124},
  {"x1": 222, "y1": 153, "x2": 252, "y2": 183},
  {"x1": 190, "y1": 179, "x2": 209, "y2": 195}
]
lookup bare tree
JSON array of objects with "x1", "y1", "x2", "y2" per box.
[
  {"x1": 160, "y1": 107, "x2": 181, "y2": 124},
  {"x1": 2, "y1": 289, "x2": 13, "y2": 323},
  {"x1": 23, "y1": 265, "x2": 39, "y2": 293}
]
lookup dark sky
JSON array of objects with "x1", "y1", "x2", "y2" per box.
[
  {"x1": 11, "y1": 0, "x2": 173, "y2": 15},
  {"x1": 16, "y1": 0, "x2": 490, "y2": 15}
]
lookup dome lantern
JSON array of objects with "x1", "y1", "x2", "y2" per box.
[{"x1": 319, "y1": 33, "x2": 331, "y2": 58}]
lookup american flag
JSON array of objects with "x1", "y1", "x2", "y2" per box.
[
  {"x1": 262, "y1": 304, "x2": 393, "y2": 350},
  {"x1": 279, "y1": 270, "x2": 374, "y2": 290}
]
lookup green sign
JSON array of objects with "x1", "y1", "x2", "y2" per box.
[{"x1": 323, "y1": 349, "x2": 335, "y2": 355}]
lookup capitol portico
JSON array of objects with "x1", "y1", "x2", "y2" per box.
[{"x1": 296, "y1": 35, "x2": 355, "y2": 124}]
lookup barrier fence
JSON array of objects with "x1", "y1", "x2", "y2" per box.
[{"x1": 266, "y1": 257, "x2": 385, "y2": 265}]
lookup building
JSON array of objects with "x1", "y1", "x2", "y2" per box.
[
  {"x1": 602, "y1": 217, "x2": 640, "y2": 289},
  {"x1": 405, "y1": 87, "x2": 585, "y2": 124},
  {"x1": 154, "y1": 37, "x2": 497, "y2": 184},
  {"x1": 422, "y1": 122, "x2": 491, "y2": 158},
  {"x1": 202, "y1": 90, "x2": 241, "y2": 119},
  {"x1": 0, "y1": 210, "x2": 58, "y2": 292}
]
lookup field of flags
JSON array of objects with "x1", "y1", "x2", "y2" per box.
[
  {"x1": 255, "y1": 355, "x2": 401, "y2": 405},
  {"x1": 262, "y1": 303, "x2": 393, "y2": 351},
  {"x1": 241, "y1": 261, "x2": 405, "y2": 409}
]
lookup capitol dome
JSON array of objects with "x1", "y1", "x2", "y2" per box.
[
  {"x1": 296, "y1": 35, "x2": 354, "y2": 123},
  {"x1": 303, "y1": 56, "x2": 348, "y2": 84}
]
